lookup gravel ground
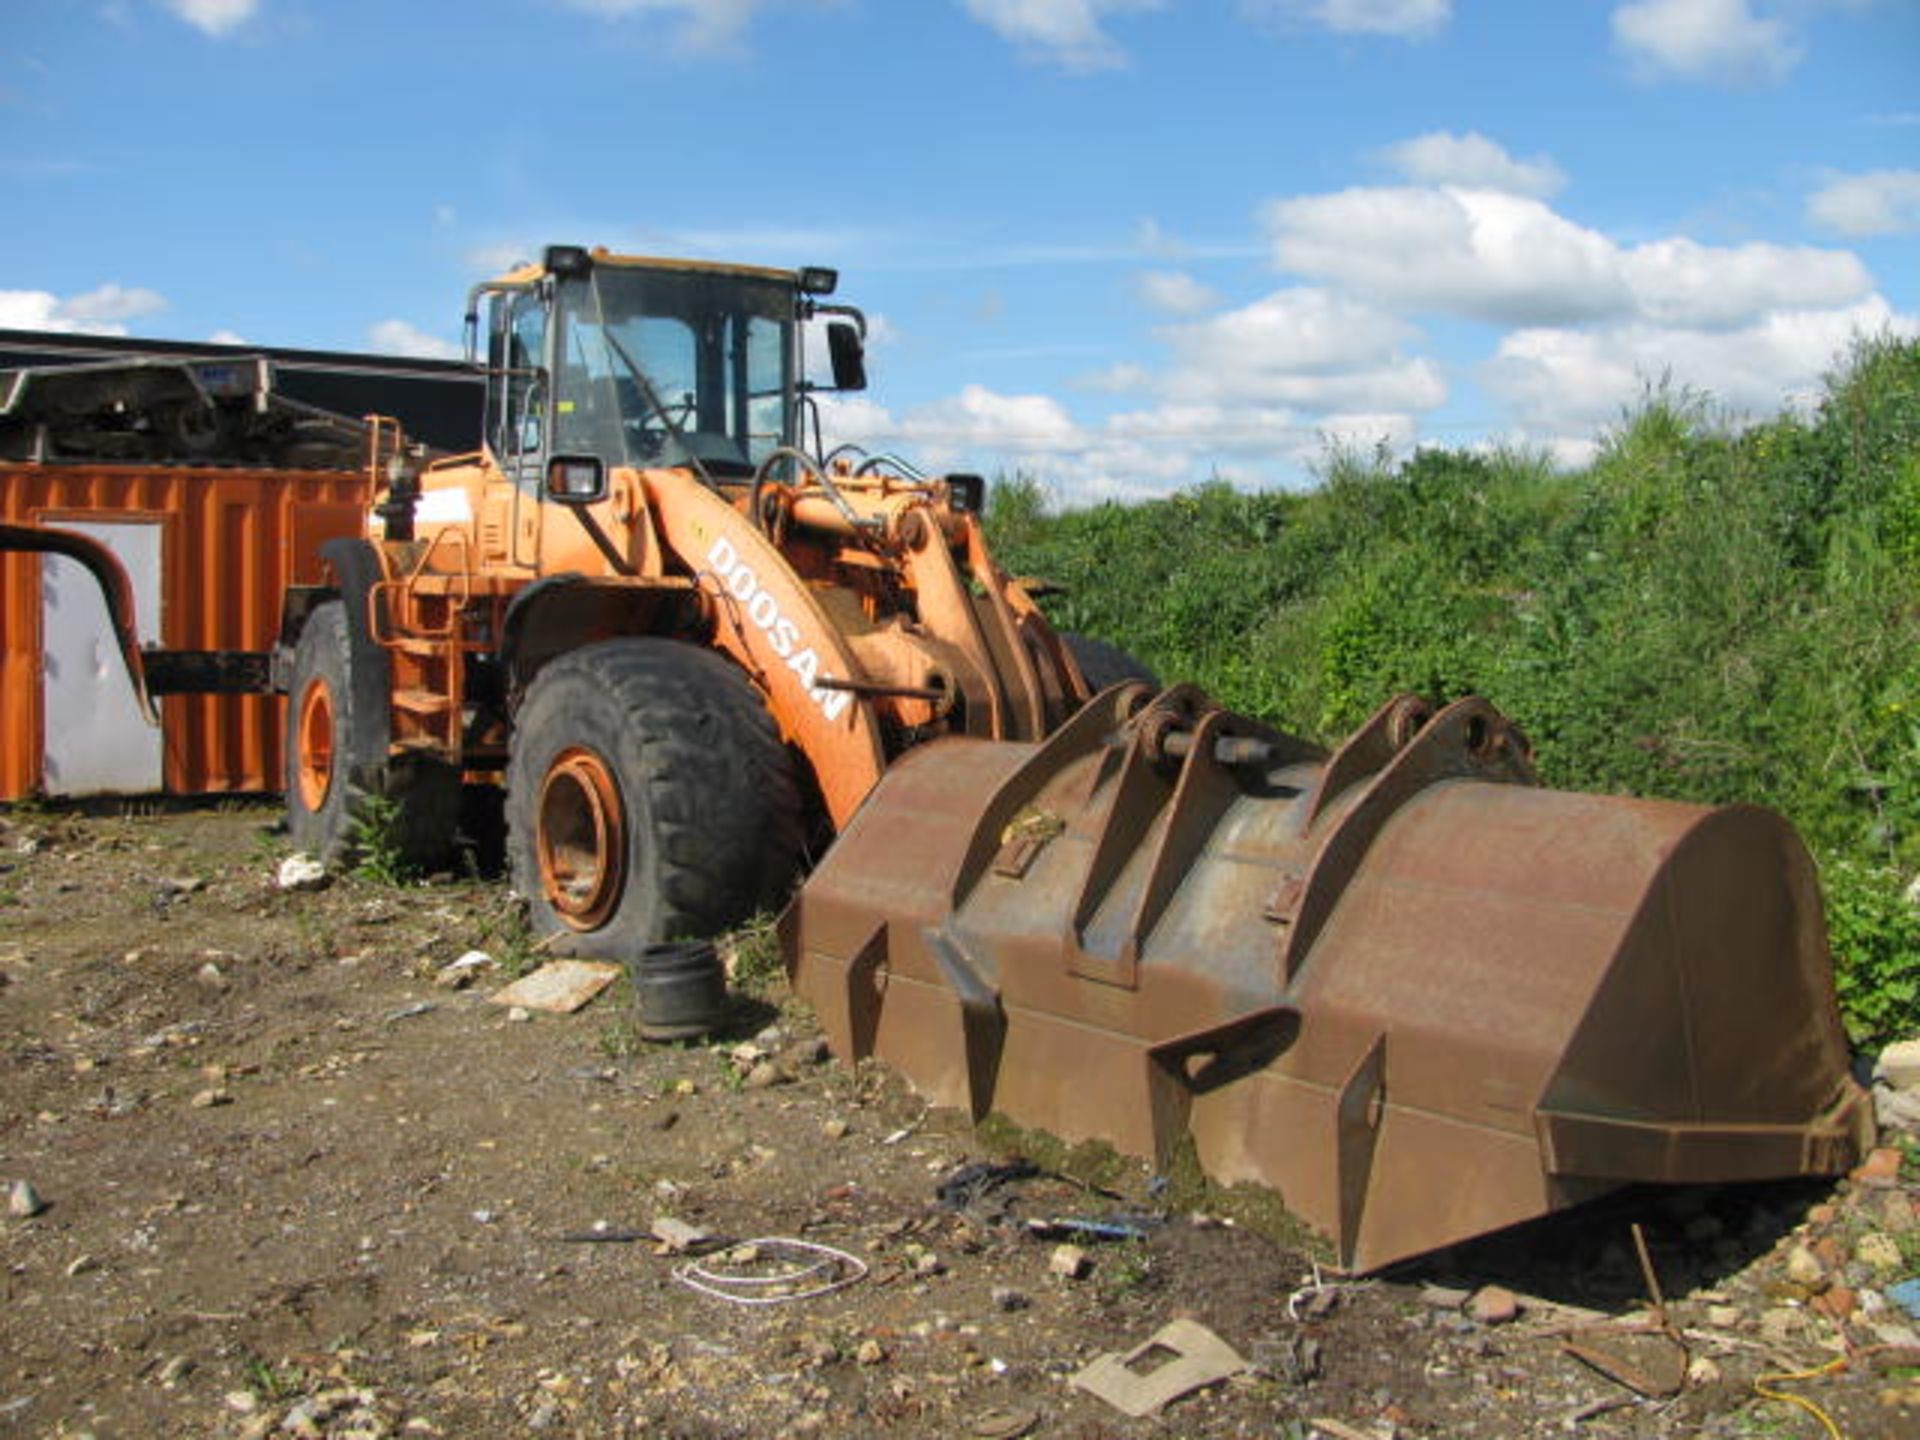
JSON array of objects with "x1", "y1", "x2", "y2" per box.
[{"x1": 2, "y1": 801, "x2": 1917, "y2": 1439}]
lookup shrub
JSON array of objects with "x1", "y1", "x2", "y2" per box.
[{"x1": 1820, "y1": 857, "x2": 1920, "y2": 1049}]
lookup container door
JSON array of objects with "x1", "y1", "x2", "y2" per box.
[{"x1": 41, "y1": 518, "x2": 163, "y2": 795}]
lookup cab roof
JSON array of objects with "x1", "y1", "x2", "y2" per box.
[{"x1": 487, "y1": 247, "x2": 798, "y2": 288}]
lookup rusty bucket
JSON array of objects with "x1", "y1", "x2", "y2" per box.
[{"x1": 783, "y1": 686, "x2": 1872, "y2": 1272}]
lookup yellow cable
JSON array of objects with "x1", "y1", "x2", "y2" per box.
[{"x1": 1752, "y1": 1356, "x2": 1848, "y2": 1440}]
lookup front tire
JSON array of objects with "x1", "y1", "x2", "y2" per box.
[{"x1": 506, "y1": 639, "x2": 803, "y2": 953}]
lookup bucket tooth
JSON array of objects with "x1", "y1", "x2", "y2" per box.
[{"x1": 784, "y1": 687, "x2": 1872, "y2": 1272}]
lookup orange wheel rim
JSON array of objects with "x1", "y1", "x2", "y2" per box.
[
  {"x1": 536, "y1": 748, "x2": 626, "y2": 930},
  {"x1": 295, "y1": 677, "x2": 335, "y2": 812}
]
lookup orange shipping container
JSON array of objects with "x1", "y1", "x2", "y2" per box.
[{"x1": 1, "y1": 462, "x2": 369, "y2": 799}]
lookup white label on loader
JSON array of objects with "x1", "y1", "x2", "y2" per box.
[
  {"x1": 706, "y1": 535, "x2": 852, "y2": 722},
  {"x1": 414, "y1": 486, "x2": 473, "y2": 524}
]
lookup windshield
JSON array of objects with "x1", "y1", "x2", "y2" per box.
[{"x1": 550, "y1": 267, "x2": 795, "y2": 477}]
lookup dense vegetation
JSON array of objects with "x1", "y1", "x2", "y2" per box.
[{"x1": 988, "y1": 335, "x2": 1920, "y2": 1049}]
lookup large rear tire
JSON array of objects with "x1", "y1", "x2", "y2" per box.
[
  {"x1": 505, "y1": 638, "x2": 803, "y2": 953},
  {"x1": 285, "y1": 601, "x2": 459, "y2": 871}
]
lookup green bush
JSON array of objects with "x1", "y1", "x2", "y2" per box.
[
  {"x1": 1821, "y1": 857, "x2": 1920, "y2": 1049},
  {"x1": 986, "y1": 336, "x2": 1920, "y2": 1045}
]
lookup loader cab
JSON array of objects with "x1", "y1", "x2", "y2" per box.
[{"x1": 471, "y1": 247, "x2": 864, "y2": 492}]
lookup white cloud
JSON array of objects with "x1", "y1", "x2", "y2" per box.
[
  {"x1": 820, "y1": 385, "x2": 1099, "y2": 490},
  {"x1": 1242, "y1": 0, "x2": 1451, "y2": 39},
  {"x1": 1611, "y1": 0, "x2": 1798, "y2": 86},
  {"x1": 1263, "y1": 185, "x2": 1871, "y2": 330},
  {"x1": 556, "y1": 0, "x2": 761, "y2": 53},
  {"x1": 1149, "y1": 290, "x2": 1445, "y2": 442},
  {"x1": 1379, "y1": 131, "x2": 1565, "y2": 199},
  {"x1": 1077, "y1": 361, "x2": 1153, "y2": 392},
  {"x1": 161, "y1": 0, "x2": 258, "y2": 37},
  {"x1": 1808, "y1": 170, "x2": 1920, "y2": 237},
  {"x1": 1134, "y1": 270, "x2": 1222, "y2": 315},
  {"x1": 960, "y1": 0, "x2": 1162, "y2": 73},
  {"x1": 813, "y1": 393, "x2": 897, "y2": 449},
  {"x1": 820, "y1": 387, "x2": 1243, "y2": 503},
  {"x1": 0, "y1": 283, "x2": 166, "y2": 334},
  {"x1": 900, "y1": 384, "x2": 1086, "y2": 453},
  {"x1": 1481, "y1": 296, "x2": 1916, "y2": 440},
  {"x1": 368, "y1": 319, "x2": 461, "y2": 360},
  {"x1": 1162, "y1": 287, "x2": 1419, "y2": 378},
  {"x1": 207, "y1": 328, "x2": 249, "y2": 345},
  {"x1": 1618, "y1": 238, "x2": 1870, "y2": 328},
  {"x1": 1265, "y1": 187, "x2": 1629, "y2": 326},
  {"x1": 820, "y1": 283, "x2": 1449, "y2": 502}
]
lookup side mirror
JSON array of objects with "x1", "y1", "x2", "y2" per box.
[
  {"x1": 546, "y1": 454, "x2": 606, "y2": 505},
  {"x1": 827, "y1": 322, "x2": 867, "y2": 392}
]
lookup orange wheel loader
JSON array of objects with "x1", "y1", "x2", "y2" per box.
[{"x1": 0, "y1": 245, "x2": 1872, "y2": 1270}]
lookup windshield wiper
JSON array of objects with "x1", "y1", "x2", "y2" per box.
[{"x1": 598, "y1": 328, "x2": 719, "y2": 490}]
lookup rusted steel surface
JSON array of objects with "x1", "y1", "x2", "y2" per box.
[{"x1": 784, "y1": 686, "x2": 1872, "y2": 1272}]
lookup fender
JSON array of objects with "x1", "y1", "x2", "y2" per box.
[{"x1": 498, "y1": 571, "x2": 700, "y2": 696}]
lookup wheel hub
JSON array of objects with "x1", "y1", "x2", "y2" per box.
[
  {"x1": 295, "y1": 677, "x2": 335, "y2": 813},
  {"x1": 536, "y1": 749, "x2": 626, "y2": 930}
]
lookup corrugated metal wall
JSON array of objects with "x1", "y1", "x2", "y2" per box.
[{"x1": 1, "y1": 463, "x2": 369, "y2": 799}]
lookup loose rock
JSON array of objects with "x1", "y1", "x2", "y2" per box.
[
  {"x1": 1785, "y1": 1243, "x2": 1826, "y2": 1286},
  {"x1": 1874, "y1": 1038, "x2": 1920, "y2": 1091},
  {"x1": 1856, "y1": 1232, "x2": 1904, "y2": 1273},
  {"x1": 1049, "y1": 1244, "x2": 1088, "y2": 1279},
  {"x1": 743, "y1": 1060, "x2": 790, "y2": 1090},
  {"x1": 1855, "y1": 1147, "x2": 1905, "y2": 1188},
  {"x1": 1468, "y1": 1284, "x2": 1521, "y2": 1325},
  {"x1": 7, "y1": 1180, "x2": 47, "y2": 1218},
  {"x1": 1814, "y1": 1282, "x2": 1858, "y2": 1320},
  {"x1": 1687, "y1": 1355, "x2": 1722, "y2": 1386},
  {"x1": 275, "y1": 853, "x2": 329, "y2": 891}
]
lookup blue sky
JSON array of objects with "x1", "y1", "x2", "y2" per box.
[{"x1": 4, "y1": 0, "x2": 1916, "y2": 502}]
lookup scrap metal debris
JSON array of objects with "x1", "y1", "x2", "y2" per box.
[{"x1": 935, "y1": 1159, "x2": 1039, "y2": 1218}]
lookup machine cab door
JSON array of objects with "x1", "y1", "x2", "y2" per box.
[{"x1": 484, "y1": 289, "x2": 550, "y2": 568}]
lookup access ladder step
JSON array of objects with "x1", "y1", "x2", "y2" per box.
[
  {"x1": 387, "y1": 636, "x2": 456, "y2": 657},
  {"x1": 392, "y1": 688, "x2": 453, "y2": 716}
]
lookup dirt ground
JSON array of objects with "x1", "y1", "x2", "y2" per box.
[{"x1": 2, "y1": 801, "x2": 1918, "y2": 1440}]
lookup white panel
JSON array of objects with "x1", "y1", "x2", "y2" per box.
[{"x1": 41, "y1": 519, "x2": 165, "y2": 795}]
